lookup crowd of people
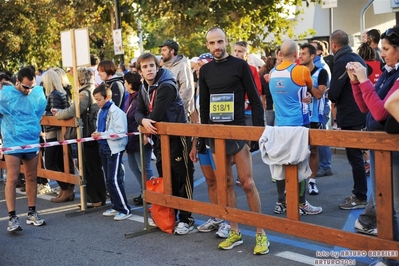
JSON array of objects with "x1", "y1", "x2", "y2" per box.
[{"x1": 0, "y1": 25, "x2": 398, "y2": 265}]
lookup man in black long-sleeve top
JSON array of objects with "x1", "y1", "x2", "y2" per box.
[
  {"x1": 135, "y1": 53, "x2": 195, "y2": 235},
  {"x1": 199, "y1": 27, "x2": 269, "y2": 255},
  {"x1": 328, "y1": 29, "x2": 368, "y2": 210}
]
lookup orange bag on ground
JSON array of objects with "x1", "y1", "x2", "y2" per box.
[{"x1": 146, "y1": 178, "x2": 175, "y2": 234}]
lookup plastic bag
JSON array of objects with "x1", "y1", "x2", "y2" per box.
[{"x1": 146, "y1": 177, "x2": 175, "y2": 234}]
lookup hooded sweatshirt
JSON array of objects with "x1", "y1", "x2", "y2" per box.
[
  {"x1": 162, "y1": 54, "x2": 194, "y2": 115},
  {"x1": 135, "y1": 68, "x2": 186, "y2": 125}
]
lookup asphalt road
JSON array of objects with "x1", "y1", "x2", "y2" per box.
[{"x1": 0, "y1": 149, "x2": 381, "y2": 266}]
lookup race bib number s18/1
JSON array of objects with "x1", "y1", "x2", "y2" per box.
[{"x1": 210, "y1": 93, "x2": 234, "y2": 122}]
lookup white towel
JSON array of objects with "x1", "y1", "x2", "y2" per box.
[{"x1": 259, "y1": 126, "x2": 312, "y2": 181}]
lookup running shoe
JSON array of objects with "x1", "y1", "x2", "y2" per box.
[
  {"x1": 174, "y1": 222, "x2": 194, "y2": 235},
  {"x1": 339, "y1": 195, "x2": 367, "y2": 210},
  {"x1": 114, "y1": 212, "x2": 132, "y2": 221},
  {"x1": 253, "y1": 233, "x2": 270, "y2": 255},
  {"x1": 274, "y1": 202, "x2": 287, "y2": 214},
  {"x1": 218, "y1": 230, "x2": 243, "y2": 250},
  {"x1": 299, "y1": 201, "x2": 322, "y2": 215},
  {"x1": 103, "y1": 209, "x2": 118, "y2": 217},
  {"x1": 354, "y1": 219, "x2": 377, "y2": 236},
  {"x1": 197, "y1": 218, "x2": 223, "y2": 232},
  {"x1": 215, "y1": 222, "x2": 230, "y2": 238},
  {"x1": 7, "y1": 216, "x2": 22, "y2": 232},
  {"x1": 26, "y1": 212, "x2": 46, "y2": 226},
  {"x1": 308, "y1": 182, "x2": 319, "y2": 195}
]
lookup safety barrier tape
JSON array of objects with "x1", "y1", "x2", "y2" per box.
[{"x1": 0, "y1": 132, "x2": 140, "y2": 153}]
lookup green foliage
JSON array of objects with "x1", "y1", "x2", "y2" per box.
[
  {"x1": 0, "y1": 0, "x2": 320, "y2": 72},
  {"x1": 136, "y1": 0, "x2": 320, "y2": 57}
]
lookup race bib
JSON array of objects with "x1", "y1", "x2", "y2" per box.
[{"x1": 210, "y1": 93, "x2": 234, "y2": 122}]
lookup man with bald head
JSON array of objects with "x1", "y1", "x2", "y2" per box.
[
  {"x1": 268, "y1": 39, "x2": 323, "y2": 216},
  {"x1": 199, "y1": 27, "x2": 269, "y2": 255},
  {"x1": 329, "y1": 29, "x2": 368, "y2": 210}
]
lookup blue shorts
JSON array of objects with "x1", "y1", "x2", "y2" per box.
[
  {"x1": 198, "y1": 148, "x2": 216, "y2": 170},
  {"x1": 6, "y1": 151, "x2": 39, "y2": 160}
]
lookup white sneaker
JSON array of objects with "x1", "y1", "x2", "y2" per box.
[
  {"x1": 215, "y1": 222, "x2": 230, "y2": 238},
  {"x1": 299, "y1": 201, "x2": 322, "y2": 215},
  {"x1": 7, "y1": 216, "x2": 22, "y2": 232},
  {"x1": 37, "y1": 183, "x2": 52, "y2": 195},
  {"x1": 354, "y1": 219, "x2": 377, "y2": 236},
  {"x1": 174, "y1": 222, "x2": 194, "y2": 235},
  {"x1": 197, "y1": 218, "x2": 223, "y2": 232},
  {"x1": 103, "y1": 209, "x2": 118, "y2": 217},
  {"x1": 26, "y1": 211, "x2": 46, "y2": 226},
  {"x1": 308, "y1": 182, "x2": 319, "y2": 195},
  {"x1": 114, "y1": 212, "x2": 132, "y2": 221}
]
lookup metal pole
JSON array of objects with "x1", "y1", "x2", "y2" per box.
[
  {"x1": 114, "y1": 0, "x2": 124, "y2": 64},
  {"x1": 330, "y1": 7, "x2": 333, "y2": 36},
  {"x1": 360, "y1": 0, "x2": 374, "y2": 33}
]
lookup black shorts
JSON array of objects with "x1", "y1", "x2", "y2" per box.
[
  {"x1": 207, "y1": 138, "x2": 247, "y2": 155},
  {"x1": 310, "y1": 122, "x2": 323, "y2": 129}
]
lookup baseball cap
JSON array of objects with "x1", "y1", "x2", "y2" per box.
[
  {"x1": 159, "y1": 40, "x2": 179, "y2": 52},
  {"x1": 198, "y1": 53, "x2": 213, "y2": 63},
  {"x1": 190, "y1": 57, "x2": 199, "y2": 64}
]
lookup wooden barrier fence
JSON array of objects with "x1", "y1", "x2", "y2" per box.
[
  {"x1": 142, "y1": 122, "x2": 399, "y2": 255},
  {"x1": 0, "y1": 116, "x2": 80, "y2": 185}
]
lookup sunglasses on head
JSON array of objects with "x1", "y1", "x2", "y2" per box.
[
  {"x1": 384, "y1": 28, "x2": 399, "y2": 39},
  {"x1": 20, "y1": 83, "x2": 34, "y2": 90}
]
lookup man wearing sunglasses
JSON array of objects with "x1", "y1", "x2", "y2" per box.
[{"x1": 0, "y1": 67, "x2": 47, "y2": 232}]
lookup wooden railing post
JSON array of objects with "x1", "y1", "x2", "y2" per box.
[
  {"x1": 214, "y1": 138, "x2": 228, "y2": 207},
  {"x1": 285, "y1": 164, "x2": 300, "y2": 221},
  {"x1": 375, "y1": 150, "x2": 394, "y2": 240}
]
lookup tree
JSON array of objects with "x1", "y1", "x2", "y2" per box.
[
  {"x1": 0, "y1": 0, "x2": 320, "y2": 72},
  {"x1": 136, "y1": 0, "x2": 320, "y2": 56},
  {"x1": 0, "y1": 0, "x2": 140, "y2": 72}
]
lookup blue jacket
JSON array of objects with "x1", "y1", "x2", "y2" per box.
[{"x1": 0, "y1": 85, "x2": 46, "y2": 153}]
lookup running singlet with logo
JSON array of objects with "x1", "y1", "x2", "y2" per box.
[
  {"x1": 269, "y1": 62, "x2": 312, "y2": 126},
  {"x1": 309, "y1": 67, "x2": 328, "y2": 124}
]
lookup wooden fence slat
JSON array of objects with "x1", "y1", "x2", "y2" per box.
[
  {"x1": 214, "y1": 139, "x2": 227, "y2": 206},
  {"x1": 160, "y1": 134, "x2": 172, "y2": 195},
  {"x1": 286, "y1": 165, "x2": 300, "y2": 221},
  {"x1": 375, "y1": 150, "x2": 394, "y2": 240},
  {"x1": 156, "y1": 123, "x2": 399, "y2": 151}
]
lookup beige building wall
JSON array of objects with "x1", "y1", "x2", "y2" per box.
[{"x1": 293, "y1": 0, "x2": 395, "y2": 46}]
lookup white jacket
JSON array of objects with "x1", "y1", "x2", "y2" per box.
[{"x1": 259, "y1": 126, "x2": 311, "y2": 181}]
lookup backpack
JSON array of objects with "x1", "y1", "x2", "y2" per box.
[
  {"x1": 82, "y1": 89, "x2": 99, "y2": 138},
  {"x1": 121, "y1": 89, "x2": 129, "y2": 111}
]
